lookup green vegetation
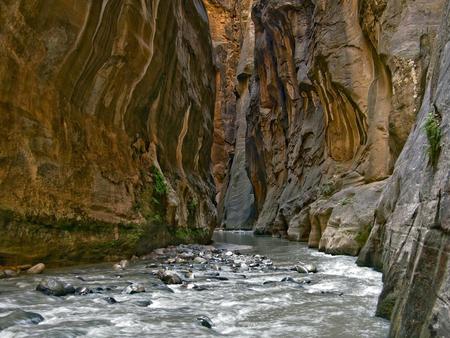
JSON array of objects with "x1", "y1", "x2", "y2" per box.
[
  {"x1": 133, "y1": 166, "x2": 168, "y2": 225},
  {"x1": 341, "y1": 196, "x2": 353, "y2": 206},
  {"x1": 355, "y1": 225, "x2": 371, "y2": 247},
  {"x1": 424, "y1": 111, "x2": 442, "y2": 167},
  {"x1": 172, "y1": 227, "x2": 209, "y2": 244},
  {"x1": 187, "y1": 198, "x2": 198, "y2": 224},
  {"x1": 151, "y1": 165, "x2": 167, "y2": 196},
  {"x1": 320, "y1": 181, "x2": 336, "y2": 197}
]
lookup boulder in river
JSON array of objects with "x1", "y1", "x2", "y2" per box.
[
  {"x1": 156, "y1": 270, "x2": 182, "y2": 285},
  {"x1": 0, "y1": 310, "x2": 44, "y2": 330},
  {"x1": 293, "y1": 262, "x2": 317, "y2": 273},
  {"x1": 197, "y1": 315, "x2": 213, "y2": 329},
  {"x1": 122, "y1": 283, "x2": 146, "y2": 294},
  {"x1": 27, "y1": 263, "x2": 45, "y2": 274},
  {"x1": 36, "y1": 279, "x2": 75, "y2": 296}
]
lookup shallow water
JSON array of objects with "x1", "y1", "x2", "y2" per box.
[{"x1": 0, "y1": 231, "x2": 389, "y2": 337}]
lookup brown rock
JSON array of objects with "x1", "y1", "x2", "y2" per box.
[
  {"x1": 0, "y1": 0, "x2": 216, "y2": 265},
  {"x1": 27, "y1": 263, "x2": 45, "y2": 274}
]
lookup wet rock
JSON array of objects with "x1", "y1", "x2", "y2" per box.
[
  {"x1": 113, "y1": 260, "x2": 129, "y2": 271},
  {"x1": 122, "y1": 284, "x2": 145, "y2": 294},
  {"x1": 36, "y1": 279, "x2": 75, "y2": 296},
  {"x1": 75, "y1": 287, "x2": 92, "y2": 295},
  {"x1": 134, "y1": 300, "x2": 152, "y2": 307},
  {"x1": 193, "y1": 257, "x2": 207, "y2": 264},
  {"x1": 197, "y1": 315, "x2": 213, "y2": 329},
  {"x1": 157, "y1": 270, "x2": 182, "y2": 285},
  {"x1": 27, "y1": 263, "x2": 45, "y2": 274},
  {"x1": 0, "y1": 310, "x2": 44, "y2": 330},
  {"x1": 293, "y1": 263, "x2": 317, "y2": 273},
  {"x1": 150, "y1": 282, "x2": 174, "y2": 293},
  {"x1": 281, "y1": 277, "x2": 295, "y2": 283},
  {"x1": 104, "y1": 297, "x2": 117, "y2": 304},
  {"x1": 3, "y1": 269, "x2": 18, "y2": 278}
]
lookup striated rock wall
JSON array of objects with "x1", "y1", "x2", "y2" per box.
[
  {"x1": 205, "y1": 0, "x2": 256, "y2": 229},
  {"x1": 246, "y1": 0, "x2": 449, "y2": 336},
  {"x1": 358, "y1": 1, "x2": 450, "y2": 336},
  {"x1": 0, "y1": 0, "x2": 216, "y2": 265}
]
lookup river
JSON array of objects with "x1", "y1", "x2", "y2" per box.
[{"x1": 0, "y1": 231, "x2": 389, "y2": 337}]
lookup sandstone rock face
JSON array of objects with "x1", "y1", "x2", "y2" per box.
[
  {"x1": 357, "y1": 2, "x2": 450, "y2": 336},
  {"x1": 205, "y1": 0, "x2": 256, "y2": 229},
  {"x1": 0, "y1": 0, "x2": 216, "y2": 265},
  {"x1": 246, "y1": 0, "x2": 449, "y2": 336}
]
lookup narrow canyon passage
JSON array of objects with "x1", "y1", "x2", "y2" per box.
[{"x1": 0, "y1": 0, "x2": 449, "y2": 337}]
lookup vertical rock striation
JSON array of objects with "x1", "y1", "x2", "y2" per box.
[
  {"x1": 0, "y1": 0, "x2": 216, "y2": 265},
  {"x1": 205, "y1": 0, "x2": 256, "y2": 229}
]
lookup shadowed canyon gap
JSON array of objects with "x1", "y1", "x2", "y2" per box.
[{"x1": 0, "y1": 0, "x2": 449, "y2": 337}]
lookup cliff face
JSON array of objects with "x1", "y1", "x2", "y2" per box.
[
  {"x1": 244, "y1": 0, "x2": 449, "y2": 336},
  {"x1": 205, "y1": 0, "x2": 256, "y2": 229},
  {"x1": 0, "y1": 0, "x2": 216, "y2": 265},
  {"x1": 358, "y1": 2, "x2": 450, "y2": 336}
]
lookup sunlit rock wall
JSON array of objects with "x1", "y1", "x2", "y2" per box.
[{"x1": 0, "y1": 0, "x2": 216, "y2": 265}]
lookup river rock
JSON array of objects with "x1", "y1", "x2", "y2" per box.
[
  {"x1": 197, "y1": 315, "x2": 213, "y2": 329},
  {"x1": 294, "y1": 263, "x2": 317, "y2": 273},
  {"x1": 134, "y1": 300, "x2": 152, "y2": 307},
  {"x1": 27, "y1": 263, "x2": 45, "y2": 274},
  {"x1": 157, "y1": 270, "x2": 182, "y2": 285},
  {"x1": 0, "y1": 310, "x2": 44, "y2": 330},
  {"x1": 36, "y1": 279, "x2": 75, "y2": 296},
  {"x1": 75, "y1": 287, "x2": 92, "y2": 295},
  {"x1": 122, "y1": 283, "x2": 145, "y2": 294},
  {"x1": 113, "y1": 260, "x2": 129, "y2": 271},
  {"x1": 193, "y1": 257, "x2": 207, "y2": 264},
  {"x1": 104, "y1": 297, "x2": 117, "y2": 304}
]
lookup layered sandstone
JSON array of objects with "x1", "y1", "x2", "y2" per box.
[{"x1": 0, "y1": 0, "x2": 216, "y2": 265}]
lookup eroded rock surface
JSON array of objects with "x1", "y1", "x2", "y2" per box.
[
  {"x1": 0, "y1": 0, "x2": 216, "y2": 265},
  {"x1": 244, "y1": 0, "x2": 449, "y2": 336},
  {"x1": 205, "y1": 0, "x2": 256, "y2": 229}
]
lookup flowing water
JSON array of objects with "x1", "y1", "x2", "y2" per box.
[{"x1": 0, "y1": 231, "x2": 389, "y2": 337}]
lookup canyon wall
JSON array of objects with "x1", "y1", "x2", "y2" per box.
[
  {"x1": 245, "y1": 0, "x2": 449, "y2": 336},
  {"x1": 0, "y1": 0, "x2": 216, "y2": 265},
  {"x1": 205, "y1": 0, "x2": 256, "y2": 229}
]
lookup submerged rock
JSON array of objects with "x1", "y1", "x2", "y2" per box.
[
  {"x1": 0, "y1": 310, "x2": 44, "y2": 330},
  {"x1": 104, "y1": 297, "x2": 117, "y2": 304},
  {"x1": 36, "y1": 279, "x2": 75, "y2": 296},
  {"x1": 197, "y1": 315, "x2": 213, "y2": 329},
  {"x1": 134, "y1": 300, "x2": 152, "y2": 307}
]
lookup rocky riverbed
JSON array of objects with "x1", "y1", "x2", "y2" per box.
[{"x1": 0, "y1": 232, "x2": 389, "y2": 337}]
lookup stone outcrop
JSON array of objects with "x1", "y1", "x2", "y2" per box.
[
  {"x1": 205, "y1": 0, "x2": 256, "y2": 229},
  {"x1": 0, "y1": 0, "x2": 216, "y2": 265},
  {"x1": 244, "y1": 0, "x2": 449, "y2": 336}
]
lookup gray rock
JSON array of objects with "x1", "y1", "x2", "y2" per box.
[
  {"x1": 157, "y1": 270, "x2": 182, "y2": 285},
  {"x1": 197, "y1": 315, "x2": 213, "y2": 329},
  {"x1": 36, "y1": 279, "x2": 75, "y2": 296},
  {"x1": 104, "y1": 297, "x2": 117, "y2": 304},
  {"x1": 122, "y1": 284, "x2": 145, "y2": 294},
  {"x1": 0, "y1": 310, "x2": 44, "y2": 330}
]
